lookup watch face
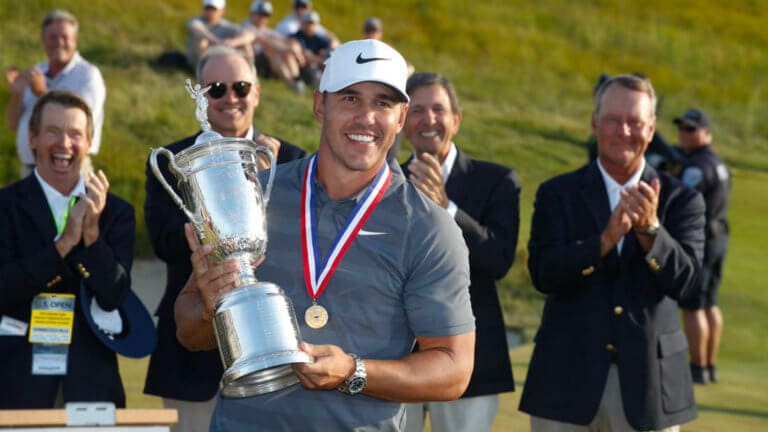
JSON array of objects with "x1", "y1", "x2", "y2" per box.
[{"x1": 348, "y1": 377, "x2": 366, "y2": 394}]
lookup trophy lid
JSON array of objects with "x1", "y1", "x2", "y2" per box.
[{"x1": 185, "y1": 79, "x2": 224, "y2": 145}]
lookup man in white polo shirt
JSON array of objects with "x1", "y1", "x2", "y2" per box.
[{"x1": 5, "y1": 9, "x2": 105, "y2": 178}]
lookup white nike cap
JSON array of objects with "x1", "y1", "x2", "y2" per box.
[{"x1": 319, "y1": 39, "x2": 409, "y2": 102}]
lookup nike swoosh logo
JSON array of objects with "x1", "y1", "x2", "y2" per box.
[
  {"x1": 358, "y1": 229, "x2": 388, "y2": 236},
  {"x1": 356, "y1": 53, "x2": 391, "y2": 64}
]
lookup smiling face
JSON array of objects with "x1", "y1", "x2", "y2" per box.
[
  {"x1": 201, "y1": 53, "x2": 259, "y2": 137},
  {"x1": 42, "y1": 20, "x2": 78, "y2": 70},
  {"x1": 313, "y1": 82, "x2": 407, "y2": 178},
  {"x1": 592, "y1": 83, "x2": 655, "y2": 179},
  {"x1": 404, "y1": 83, "x2": 462, "y2": 162},
  {"x1": 30, "y1": 102, "x2": 91, "y2": 195}
]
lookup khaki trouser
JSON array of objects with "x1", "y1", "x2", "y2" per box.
[
  {"x1": 163, "y1": 396, "x2": 217, "y2": 432},
  {"x1": 404, "y1": 394, "x2": 499, "y2": 432},
  {"x1": 530, "y1": 365, "x2": 680, "y2": 432}
]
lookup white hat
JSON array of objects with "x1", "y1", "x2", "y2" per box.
[
  {"x1": 319, "y1": 39, "x2": 409, "y2": 102},
  {"x1": 203, "y1": 0, "x2": 225, "y2": 9}
]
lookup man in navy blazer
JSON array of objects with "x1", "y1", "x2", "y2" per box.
[
  {"x1": 0, "y1": 91, "x2": 134, "y2": 408},
  {"x1": 400, "y1": 72, "x2": 520, "y2": 432},
  {"x1": 519, "y1": 74, "x2": 705, "y2": 431},
  {"x1": 143, "y1": 46, "x2": 305, "y2": 432}
]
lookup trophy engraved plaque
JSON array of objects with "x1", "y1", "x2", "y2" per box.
[{"x1": 149, "y1": 80, "x2": 312, "y2": 398}]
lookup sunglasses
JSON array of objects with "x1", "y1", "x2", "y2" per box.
[
  {"x1": 678, "y1": 125, "x2": 697, "y2": 133},
  {"x1": 204, "y1": 81, "x2": 252, "y2": 99}
]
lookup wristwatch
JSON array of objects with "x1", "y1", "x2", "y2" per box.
[
  {"x1": 637, "y1": 220, "x2": 661, "y2": 236},
  {"x1": 338, "y1": 354, "x2": 367, "y2": 395}
]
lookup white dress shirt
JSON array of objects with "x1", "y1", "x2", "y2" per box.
[{"x1": 596, "y1": 158, "x2": 646, "y2": 253}]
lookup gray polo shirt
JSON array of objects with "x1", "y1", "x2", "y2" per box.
[{"x1": 210, "y1": 157, "x2": 474, "y2": 431}]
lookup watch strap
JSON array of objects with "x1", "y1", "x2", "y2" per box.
[{"x1": 338, "y1": 353, "x2": 366, "y2": 395}]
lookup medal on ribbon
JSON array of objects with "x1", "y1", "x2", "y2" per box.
[{"x1": 301, "y1": 155, "x2": 391, "y2": 329}]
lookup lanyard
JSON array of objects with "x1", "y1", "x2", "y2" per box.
[
  {"x1": 51, "y1": 197, "x2": 77, "y2": 237},
  {"x1": 301, "y1": 155, "x2": 391, "y2": 302}
]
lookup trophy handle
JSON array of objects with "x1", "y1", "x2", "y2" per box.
[
  {"x1": 149, "y1": 148, "x2": 198, "y2": 223},
  {"x1": 255, "y1": 146, "x2": 277, "y2": 206}
]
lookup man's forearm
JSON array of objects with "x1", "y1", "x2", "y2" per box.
[
  {"x1": 174, "y1": 288, "x2": 218, "y2": 351},
  {"x1": 363, "y1": 332, "x2": 475, "y2": 402},
  {"x1": 5, "y1": 93, "x2": 23, "y2": 131}
]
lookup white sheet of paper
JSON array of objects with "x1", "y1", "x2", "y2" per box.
[{"x1": 0, "y1": 315, "x2": 28, "y2": 336}]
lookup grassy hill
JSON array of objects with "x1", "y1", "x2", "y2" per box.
[{"x1": 2, "y1": 1, "x2": 767, "y2": 427}]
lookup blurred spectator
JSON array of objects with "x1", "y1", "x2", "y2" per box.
[
  {"x1": 290, "y1": 11, "x2": 331, "y2": 87},
  {"x1": 675, "y1": 108, "x2": 730, "y2": 385},
  {"x1": 5, "y1": 10, "x2": 105, "y2": 179},
  {"x1": 187, "y1": 0, "x2": 251, "y2": 68},
  {"x1": 229, "y1": 0, "x2": 308, "y2": 92},
  {"x1": 362, "y1": 16, "x2": 383, "y2": 40},
  {"x1": 276, "y1": 0, "x2": 339, "y2": 47}
]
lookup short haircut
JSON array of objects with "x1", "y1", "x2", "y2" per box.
[
  {"x1": 29, "y1": 90, "x2": 94, "y2": 141},
  {"x1": 594, "y1": 74, "x2": 657, "y2": 118},
  {"x1": 42, "y1": 9, "x2": 79, "y2": 33},
  {"x1": 196, "y1": 45, "x2": 259, "y2": 84},
  {"x1": 406, "y1": 72, "x2": 461, "y2": 114}
]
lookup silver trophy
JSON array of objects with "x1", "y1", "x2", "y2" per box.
[{"x1": 149, "y1": 80, "x2": 312, "y2": 397}]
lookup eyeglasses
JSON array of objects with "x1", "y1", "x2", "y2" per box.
[
  {"x1": 678, "y1": 125, "x2": 697, "y2": 133},
  {"x1": 598, "y1": 116, "x2": 648, "y2": 133},
  {"x1": 204, "y1": 81, "x2": 253, "y2": 99}
]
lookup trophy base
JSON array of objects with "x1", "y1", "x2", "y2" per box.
[
  {"x1": 221, "y1": 350, "x2": 313, "y2": 398},
  {"x1": 214, "y1": 282, "x2": 313, "y2": 398}
]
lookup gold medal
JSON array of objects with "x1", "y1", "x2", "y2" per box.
[{"x1": 305, "y1": 303, "x2": 329, "y2": 329}]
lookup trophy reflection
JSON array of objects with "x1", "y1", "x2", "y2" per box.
[{"x1": 149, "y1": 80, "x2": 311, "y2": 397}]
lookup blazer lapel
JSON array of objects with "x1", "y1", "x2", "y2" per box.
[
  {"x1": 445, "y1": 148, "x2": 470, "y2": 206},
  {"x1": 580, "y1": 162, "x2": 611, "y2": 232},
  {"x1": 19, "y1": 176, "x2": 57, "y2": 242}
]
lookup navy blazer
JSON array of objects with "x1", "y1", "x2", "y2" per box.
[
  {"x1": 519, "y1": 162, "x2": 705, "y2": 430},
  {"x1": 0, "y1": 175, "x2": 135, "y2": 408},
  {"x1": 403, "y1": 147, "x2": 520, "y2": 397},
  {"x1": 143, "y1": 132, "x2": 306, "y2": 401}
]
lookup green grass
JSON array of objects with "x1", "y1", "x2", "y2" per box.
[{"x1": 2, "y1": 1, "x2": 767, "y2": 428}]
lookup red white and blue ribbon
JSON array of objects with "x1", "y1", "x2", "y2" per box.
[{"x1": 301, "y1": 155, "x2": 391, "y2": 302}]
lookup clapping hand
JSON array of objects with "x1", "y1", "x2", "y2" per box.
[
  {"x1": 621, "y1": 178, "x2": 660, "y2": 233},
  {"x1": 82, "y1": 170, "x2": 109, "y2": 246},
  {"x1": 254, "y1": 133, "x2": 281, "y2": 171},
  {"x1": 407, "y1": 152, "x2": 449, "y2": 208}
]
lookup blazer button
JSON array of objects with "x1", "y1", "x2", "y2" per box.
[
  {"x1": 581, "y1": 266, "x2": 595, "y2": 276},
  {"x1": 648, "y1": 258, "x2": 660, "y2": 272},
  {"x1": 614, "y1": 306, "x2": 624, "y2": 315},
  {"x1": 605, "y1": 343, "x2": 615, "y2": 352}
]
